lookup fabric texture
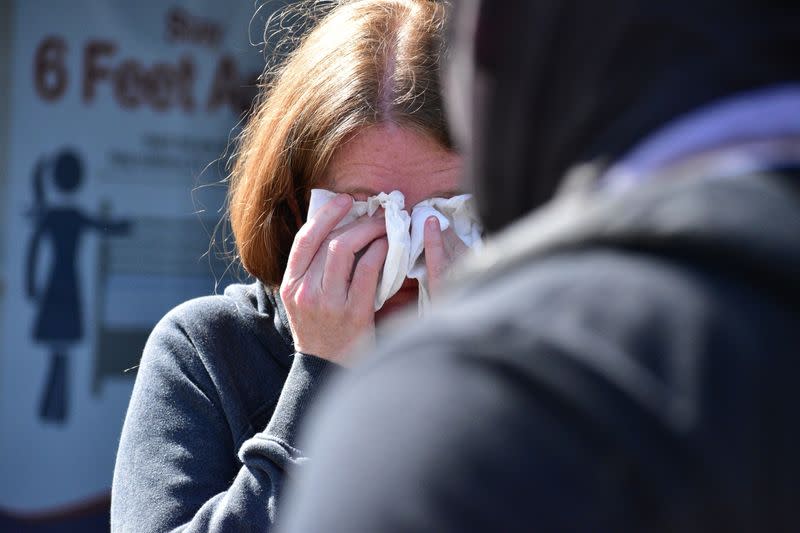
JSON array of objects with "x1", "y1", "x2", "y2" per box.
[
  {"x1": 111, "y1": 282, "x2": 340, "y2": 532},
  {"x1": 277, "y1": 0, "x2": 800, "y2": 529},
  {"x1": 307, "y1": 189, "x2": 483, "y2": 312},
  {"x1": 280, "y1": 166, "x2": 800, "y2": 533}
]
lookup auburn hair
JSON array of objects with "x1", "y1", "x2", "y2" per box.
[{"x1": 228, "y1": 0, "x2": 452, "y2": 286}]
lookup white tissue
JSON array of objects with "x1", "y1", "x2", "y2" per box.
[
  {"x1": 408, "y1": 196, "x2": 484, "y2": 315},
  {"x1": 307, "y1": 189, "x2": 483, "y2": 313}
]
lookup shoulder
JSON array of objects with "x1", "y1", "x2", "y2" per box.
[
  {"x1": 288, "y1": 252, "x2": 673, "y2": 531},
  {"x1": 359, "y1": 241, "x2": 785, "y2": 477},
  {"x1": 151, "y1": 282, "x2": 286, "y2": 352},
  {"x1": 137, "y1": 282, "x2": 293, "y2": 438},
  {"x1": 142, "y1": 281, "x2": 291, "y2": 384},
  {"x1": 365, "y1": 246, "x2": 736, "y2": 441},
  {"x1": 289, "y1": 250, "x2": 715, "y2": 529},
  {"x1": 159, "y1": 282, "x2": 259, "y2": 335},
  {"x1": 384, "y1": 248, "x2": 718, "y2": 368}
]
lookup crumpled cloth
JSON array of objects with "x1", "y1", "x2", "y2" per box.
[{"x1": 307, "y1": 189, "x2": 483, "y2": 313}]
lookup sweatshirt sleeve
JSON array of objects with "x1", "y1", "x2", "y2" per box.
[{"x1": 111, "y1": 311, "x2": 339, "y2": 533}]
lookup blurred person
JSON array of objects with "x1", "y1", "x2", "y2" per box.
[
  {"x1": 278, "y1": 0, "x2": 800, "y2": 532},
  {"x1": 26, "y1": 150, "x2": 130, "y2": 423},
  {"x1": 110, "y1": 1, "x2": 473, "y2": 531}
]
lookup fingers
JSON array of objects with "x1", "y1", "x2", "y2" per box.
[
  {"x1": 326, "y1": 207, "x2": 384, "y2": 241},
  {"x1": 425, "y1": 217, "x2": 469, "y2": 297},
  {"x1": 441, "y1": 226, "x2": 469, "y2": 259},
  {"x1": 322, "y1": 216, "x2": 387, "y2": 297},
  {"x1": 348, "y1": 237, "x2": 389, "y2": 309},
  {"x1": 424, "y1": 216, "x2": 448, "y2": 284},
  {"x1": 284, "y1": 194, "x2": 352, "y2": 281}
]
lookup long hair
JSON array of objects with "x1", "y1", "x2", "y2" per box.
[{"x1": 229, "y1": 0, "x2": 451, "y2": 285}]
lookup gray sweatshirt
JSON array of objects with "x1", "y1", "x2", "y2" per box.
[{"x1": 111, "y1": 282, "x2": 339, "y2": 532}]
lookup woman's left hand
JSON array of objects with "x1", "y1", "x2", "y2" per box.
[{"x1": 423, "y1": 216, "x2": 469, "y2": 298}]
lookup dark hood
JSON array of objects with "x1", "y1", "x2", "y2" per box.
[
  {"x1": 445, "y1": 0, "x2": 800, "y2": 234},
  {"x1": 461, "y1": 168, "x2": 800, "y2": 299}
]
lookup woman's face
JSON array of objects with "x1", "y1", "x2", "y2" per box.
[{"x1": 322, "y1": 123, "x2": 463, "y2": 319}]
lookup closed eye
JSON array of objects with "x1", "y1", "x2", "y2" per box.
[{"x1": 333, "y1": 186, "x2": 377, "y2": 201}]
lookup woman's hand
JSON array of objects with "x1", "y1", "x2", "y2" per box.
[
  {"x1": 423, "y1": 216, "x2": 469, "y2": 298},
  {"x1": 280, "y1": 194, "x2": 388, "y2": 366}
]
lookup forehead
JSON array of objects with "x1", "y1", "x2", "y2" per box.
[{"x1": 323, "y1": 123, "x2": 463, "y2": 206}]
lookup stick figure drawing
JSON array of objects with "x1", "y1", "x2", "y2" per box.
[{"x1": 25, "y1": 149, "x2": 131, "y2": 423}]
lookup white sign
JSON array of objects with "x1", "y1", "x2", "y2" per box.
[{"x1": 0, "y1": 0, "x2": 269, "y2": 515}]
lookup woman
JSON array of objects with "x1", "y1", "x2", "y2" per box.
[
  {"x1": 111, "y1": 0, "x2": 468, "y2": 530},
  {"x1": 26, "y1": 150, "x2": 130, "y2": 422}
]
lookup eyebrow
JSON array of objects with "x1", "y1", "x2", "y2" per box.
[
  {"x1": 335, "y1": 186, "x2": 465, "y2": 199},
  {"x1": 336, "y1": 186, "x2": 379, "y2": 197}
]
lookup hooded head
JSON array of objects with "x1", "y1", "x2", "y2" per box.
[{"x1": 445, "y1": 0, "x2": 800, "y2": 234}]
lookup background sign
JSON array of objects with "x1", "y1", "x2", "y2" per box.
[{"x1": 0, "y1": 1, "x2": 282, "y2": 529}]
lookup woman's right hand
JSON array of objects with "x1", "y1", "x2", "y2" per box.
[{"x1": 280, "y1": 194, "x2": 388, "y2": 366}]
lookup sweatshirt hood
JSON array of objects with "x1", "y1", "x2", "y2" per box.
[
  {"x1": 445, "y1": 0, "x2": 800, "y2": 234},
  {"x1": 461, "y1": 168, "x2": 800, "y2": 299}
]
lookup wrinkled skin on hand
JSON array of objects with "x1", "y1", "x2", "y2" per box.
[{"x1": 280, "y1": 194, "x2": 388, "y2": 366}]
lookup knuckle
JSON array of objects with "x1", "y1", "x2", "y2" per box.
[
  {"x1": 279, "y1": 276, "x2": 299, "y2": 300},
  {"x1": 279, "y1": 282, "x2": 291, "y2": 301},
  {"x1": 292, "y1": 227, "x2": 315, "y2": 252},
  {"x1": 327, "y1": 238, "x2": 346, "y2": 255}
]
